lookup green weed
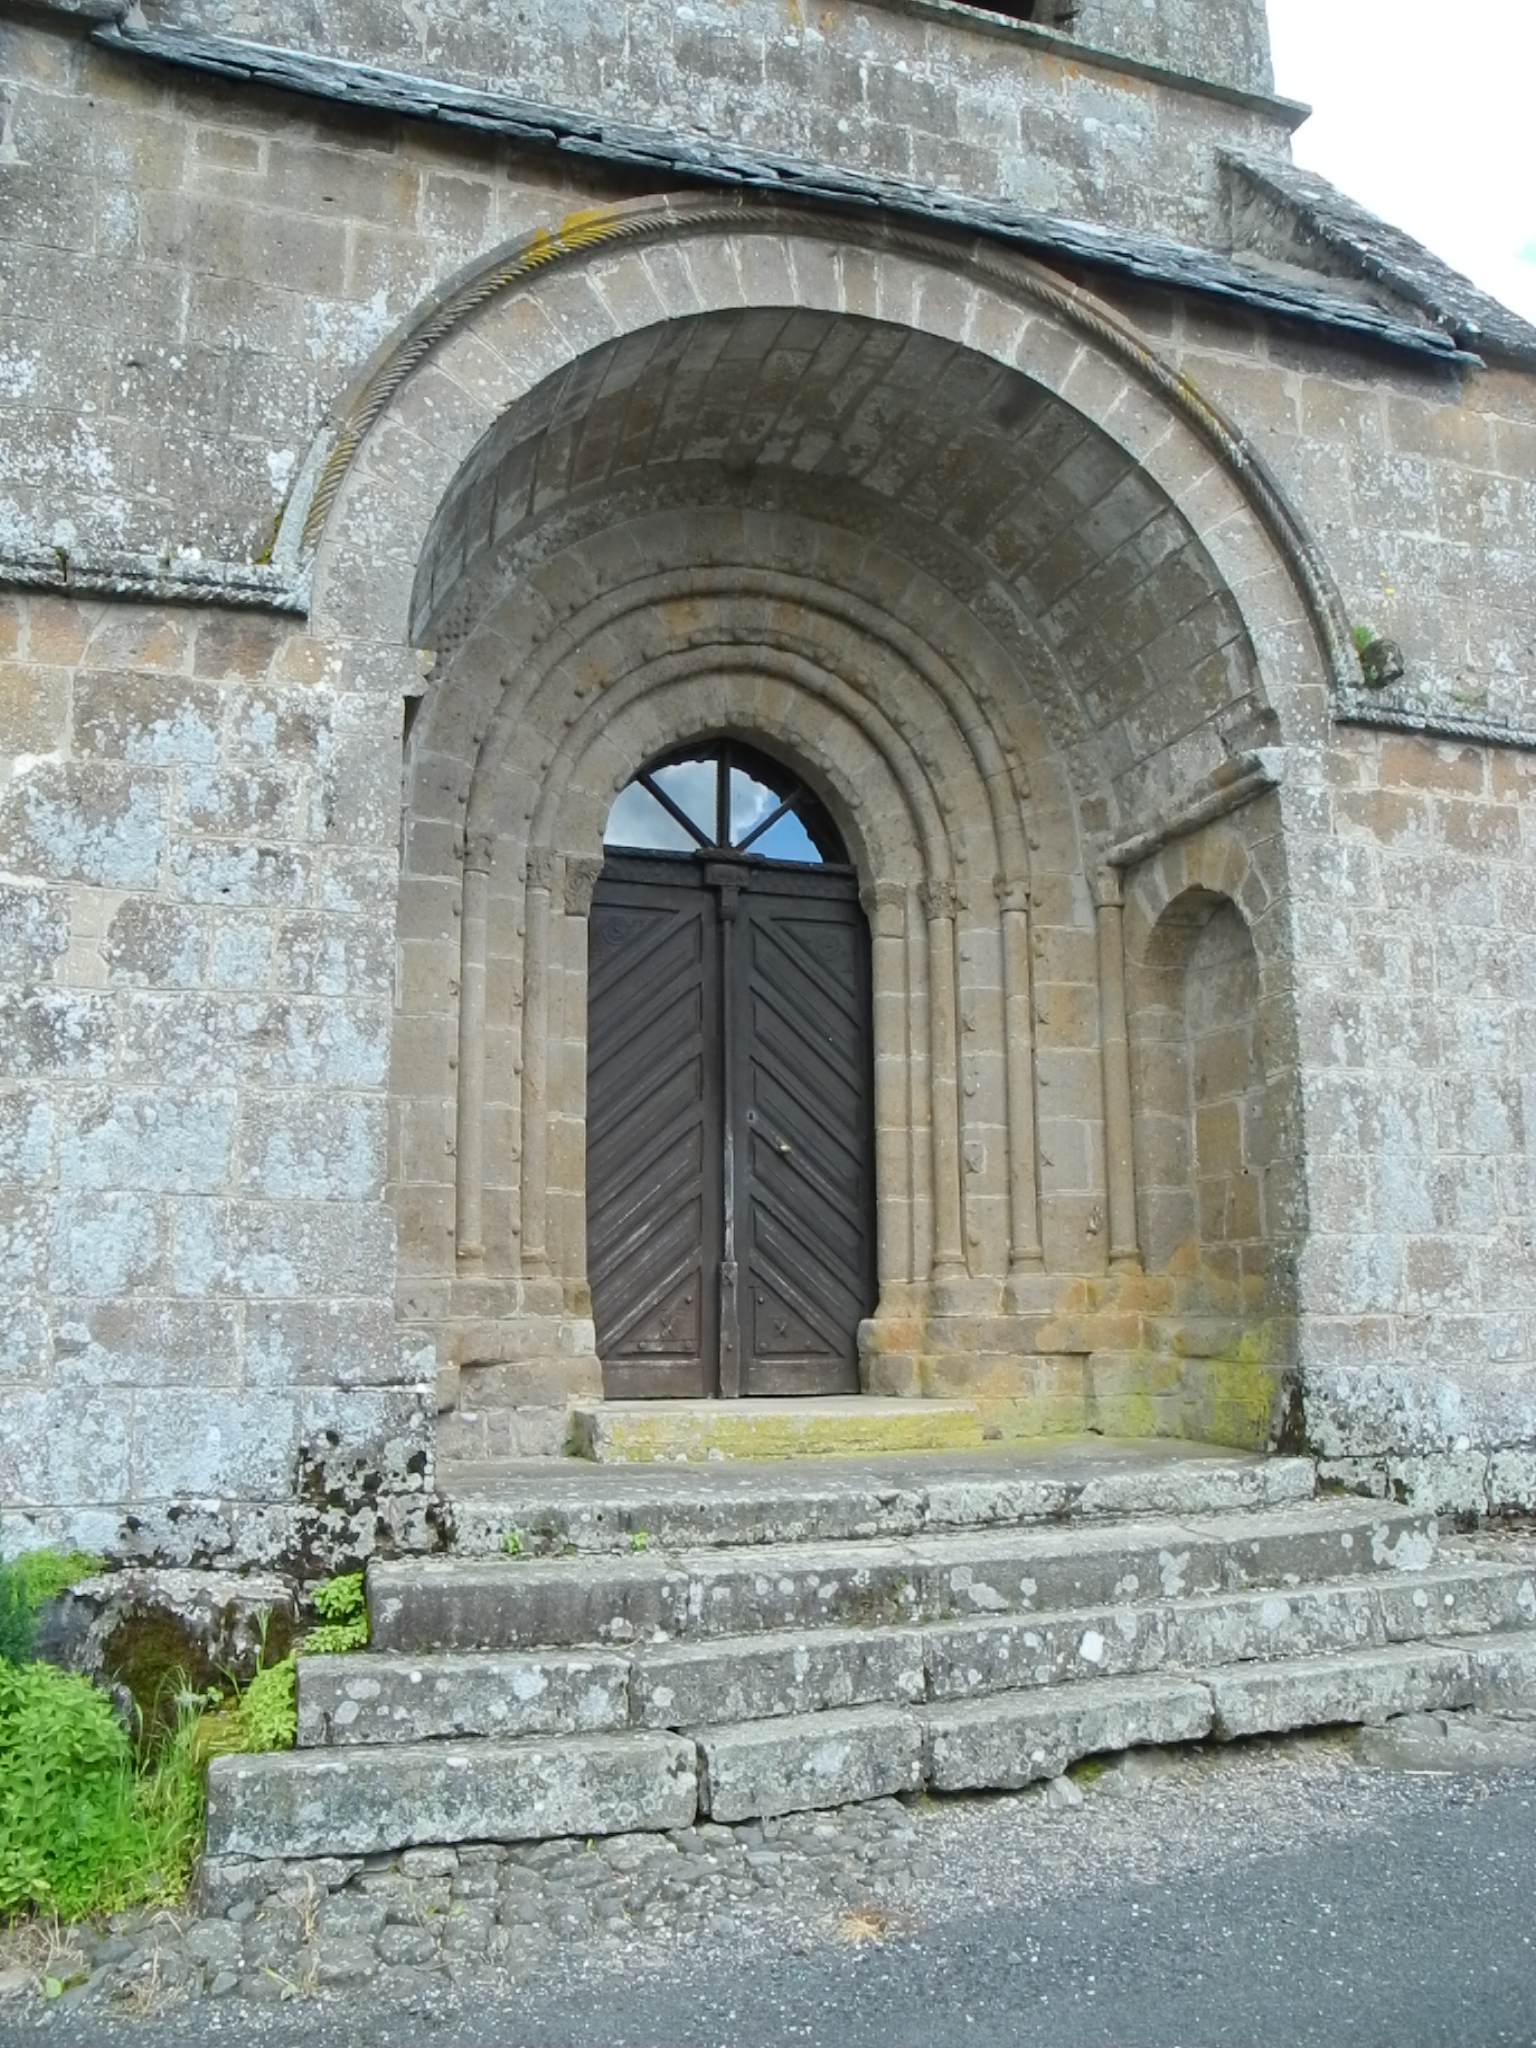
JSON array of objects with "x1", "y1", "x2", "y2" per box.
[
  {"x1": 235, "y1": 1657, "x2": 297, "y2": 1751},
  {"x1": 0, "y1": 1662, "x2": 205, "y2": 1923},
  {"x1": 301, "y1": 1572, "x2": 368, "y2": 1656},
  {"x1": 0, "y1": 1551, "x2": 104, "y2": 1666}
]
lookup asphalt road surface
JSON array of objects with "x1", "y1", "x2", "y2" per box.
[{"x1": 8, "y1": 1750, "x2": 1535, "y2": 2048}]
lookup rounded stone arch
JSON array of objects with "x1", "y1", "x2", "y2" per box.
[
  {"x1": 409, "y1": 507, "x2": 1059, "y2": 890},
  {"x1": 351, "y1": 200, "x2": 1332, "y2": 1448},
  {"x1": 300, "y1": 197, "x2": 1351, "y2": 745},
  {"x1": 521, "y1": 663, "x2": 944, "y2": 1302},
  {"x1": 1121, "y1": 819, "x2": 1302, "y2": 1322}
]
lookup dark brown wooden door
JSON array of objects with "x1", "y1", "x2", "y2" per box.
[{"x1": 587, "y1": 852, "x2": 873, "y2": 1399}]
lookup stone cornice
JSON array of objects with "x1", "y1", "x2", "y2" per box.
[
  {"x1": 0, "y1": 544, "x2": 307, "y2": 614},
  {"x1": 1332, "y1": 695, "x2": 1536, "y2": 754}
]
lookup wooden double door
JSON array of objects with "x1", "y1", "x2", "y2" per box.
[{"x1": 586, "y1": 851, "x2": 875, "y2": 1399}]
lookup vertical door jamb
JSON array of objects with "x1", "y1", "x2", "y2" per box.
[{"x1": 709, "y1": 860, "x2": 744, "y2": 1398}]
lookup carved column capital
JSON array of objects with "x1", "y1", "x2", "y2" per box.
[
  {"x1": 920, "y1": 878, "x2": 964, "y2": 923},
  {"x1": 563, "y1": 855, "x2": 604, "y2": 918},
  {"x1": 860, "y1": 879, "x2": 907, "y2": 933},
  {"x1": 525, "y1": 847, "x2": 559, "y2": 895},
  {"x1": 1092, "y1": 864, "x2": 1125, "y2": 911}
]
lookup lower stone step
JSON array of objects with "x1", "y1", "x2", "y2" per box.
[
  {"x1": 924, "y1": 1676, "x2": 1213, "y2": 1792},
  {"x1": 204, "y1": 1730, "x2": 698, "y2": 1861},
  {"x1": 570, "y1": 1398, "x2": 986, "y2": 1464},
  {"x1": 209, "y1": 1630, "x2": 1536, "y2": 1862},
  {"x1": 699, "y1": 1706, "x2": 925, "y2": 1822},
  {"x1": 298, "y1": 1561, "x2": 1536, "y2": 1747}
]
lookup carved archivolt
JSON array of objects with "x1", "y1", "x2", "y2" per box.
[
  {"x1": 437, "y1": 561, "x2": 1048, "y2": 1309},
  {"x1": 366, "y1": 220, "x2": 1316, "y2": 1348},
  {"x1": 292, "y1": 197, "x2": 1352, "y2": 698}
]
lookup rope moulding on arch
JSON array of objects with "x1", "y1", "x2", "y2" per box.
[{"x1": 288, "y1": 193, "x2": 1356, "y2": 692}]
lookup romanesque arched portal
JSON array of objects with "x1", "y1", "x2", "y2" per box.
[{"x1": 298, "y1": 212, "x2": 1324, "y2": 1459}]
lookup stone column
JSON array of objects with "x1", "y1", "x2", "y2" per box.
[
  {"x1": 922, "y1": 879, "x2": 967, "y2": 1282},
  {"x1": 519, "y1": 847, "x2": 558, "y2": 1278},
  {"x1": 999, "y1": 879, "x2": 1044, "y2": 1273},
  {"x1": 558, "y1": 855, "x2": 604, "y2": 1287},
  {"x1": 1094, "y1": 865, "x2": 1142, "y2": 1272},
  {"x1": 453, "y1": 839, "x2": 491, "y2": 1269},
  {"x1": 862, "y1": 880, "x2": 913, "y2": 1292}
]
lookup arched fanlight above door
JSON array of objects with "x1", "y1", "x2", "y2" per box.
[{"x1": 603, "y1": 741, "x2": 848, "y2": 866}]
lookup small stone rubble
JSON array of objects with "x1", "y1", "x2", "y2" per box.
[{"x1": 13, "y1": 1799, "x2": 935, "y2": 2016}]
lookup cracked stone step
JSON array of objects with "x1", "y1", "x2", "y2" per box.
[
  {"x1": 229, "y1": 1629, "x2": 1536, "y2": 1859},
  {"x1": 204, "y1": 1731, "x2": 699, "y2": 1861},
  {"x1": 923, "y1": 1674, "x2": 1215, "y2": 1790},
  {"x1": 921, "y1": 1636, "x2": 1529, "y2": 1791},
  {"x1": 301, "y1": 1562, "x2": 1535, "y2": 1747},
  {"x1": 443, "y1": 1450, "x2": 1318, "y2": 1555},
  {"x1": 697, "y1": 1706, "x2": 925, "y2": 1821},
  {"x1": 368, "y1": 1503, "x2": 1438, "y2": 1654},
  {"x1": 1205, "y1": 1642, "x2": 1474, "y2": 1737}
]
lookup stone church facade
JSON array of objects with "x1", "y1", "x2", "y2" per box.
[{"x1": 4, "y1": 0, "x2": 1536, "y2": 1570}]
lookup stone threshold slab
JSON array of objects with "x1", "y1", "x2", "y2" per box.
[{"x1": 569, "y1": 1398, "x2": 986, "y2": 1464}]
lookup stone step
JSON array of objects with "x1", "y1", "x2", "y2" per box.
[
  {"x1": 568, "y1": 1398, "x2": 987, "y2": 1464},
  {"x1": 215, "y1": 1629, "x2": 1536, "y2": 1860},
  {"x1": 300, "y1": 1561, "x2": 1534, "y2": 1747},
  {"x1": 204, "y1": 1730, "x2": 698, "y2": 1863},
  {"x1": 368, "y1": 1502, "x2": 1437, "y2": 1654},
  {"x1": 441, "y1": 1445, "x2": 1318, "y2": 1556}
]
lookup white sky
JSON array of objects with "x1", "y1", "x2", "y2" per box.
[{"x1": 1266, "y1": 0, "x2": 1536, "y2": 325}]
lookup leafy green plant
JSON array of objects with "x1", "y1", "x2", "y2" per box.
[
  {"x1": 235, "y1": 1656, "x2": 297, "y2": 1752},
  {"x1": 0, "y1": 1550, "x2": 104, "y2": 1666},
  {"x1": 628, "y1": 1530, "x2": 650, "y2": 1554},
  {"x1": 1352, "y1": 622, "x2": 1379, "y2": 654},
  {"x1": 502, "y1": 1528, "x2": 526, "y2": 1558},
  {"x1": 0, "y1": 1660, "x2": 204, "y2": 1921},
  {"x1": 302, "y1": 1572, "x2": 369, "y2": 1655}
]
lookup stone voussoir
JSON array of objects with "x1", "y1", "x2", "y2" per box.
[{"x1": 204, "y1": 1732, "x2": 698, "y2": 1860}]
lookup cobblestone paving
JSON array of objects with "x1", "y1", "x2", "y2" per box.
[
  {"x1": 5, "y1": 1726, "x2": 1534, "y2": 2026},
  {"x1": 0, "y1": 1798, "x2": 936, "y2": 2016}
]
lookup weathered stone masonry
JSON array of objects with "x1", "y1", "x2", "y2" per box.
[{"x1": 3, "y1": 0, "x2": 1536, "y2": 1564}]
